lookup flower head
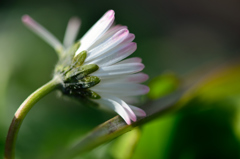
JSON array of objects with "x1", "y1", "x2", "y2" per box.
[{"x1": 22, "y1": 10, "x2": 149, "y2": 125}]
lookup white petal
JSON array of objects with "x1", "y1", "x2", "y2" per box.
[
  {"x1": 85, "y1": 29, "x2": 129, "y2": 62},
  {"x1": 95, "y1": 98, "x2": 131, "y2": 125},
  {"x1": 63, "y1": 17, "x2": 81, "y2": 48},
  {"x1": 22, "y1": 15, "x2": 63, "y2": 51},
  {"x1": 100, "y1": 94, "x2": 137, "y2": 122},
  {"x1": 76, "y1": 10, "x2": 115, "y2": 55},
  {"x1": 104, "y1": 25, "x2": 128, "y2": 39},
  {"x1": 119, "y1": 33, "x2": 135, "y2": 45},
  {"x1": 86, "y1": 42, "x2": 136, "y2": 67},
  {"x1": 91, "y1": 63, "x2": 144, "y2": 77},
  {"x1": 122, "y1": 73, "x2": 149, "y2": 83},
  {"x1": 117, "y1": 57, "x2": 142, "y2": 64},
  {"x1": 120, "y1": 97, "x2": 139, "y2": 104},
  {"x1": 129, "y1": 105, "x2": 146, "y2": 117},
  {"x1": 88, "y1": 25, "x2": 128, "y2": 50},
  {"x1": 100, "y1": 73, "x2": 149, "y2": 84},
  {"x1": 92, "y1": 83, "x2": 149, "y2": 96}
]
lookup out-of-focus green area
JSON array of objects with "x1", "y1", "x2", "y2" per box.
[{"x1": 1, "y1": 0, "x2": 240, "y2": 158}]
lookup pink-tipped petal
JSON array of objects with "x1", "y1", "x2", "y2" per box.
[
  {"x1": 96, "y1": 98, "x2": 131, "y2": 125},
  {"x1": 86, "y1": 29, "x2": 129, "y2": 62},
  {"x1": 126, "y1": 73, "x2": 149, "y2": 83},
  {"x1": 22, "y1": 15, "x2": 31, "y2": 23},
  {"x1": 22, "y1": 15, "x2": 63, "y2": 50},
  {"x1": 129, "y1": 105, "x2": 146, "y2": 117},
  {"x1": 76, "y1": 10, "x2": 115, "y2": 55},
  {"x1": 88, "y1": 25, "x2": 128, "y2": 50},
  {"x1": 100, "y1": 94, "x2": 137, "y2": 122},
  {"x1": 86, "y1": 42, "x2": 137, "y2": 67},
  {"x1": 104, "y1": 10, "x2": 115, "y2": 19},
  {"x1": 106, "y1": 25, "x2": 128, "y2": 37},
  {"x1": 120, "y1": 33, "x2": 135, "y2": 45}
]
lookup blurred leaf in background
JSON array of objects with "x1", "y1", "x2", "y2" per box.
[{"x1": 148, "y1": 72, "x2": 180, "y2": 100}]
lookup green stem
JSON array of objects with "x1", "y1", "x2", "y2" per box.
[{"x1": 4, "y1": 77, "x2": 61, "y2": 159}]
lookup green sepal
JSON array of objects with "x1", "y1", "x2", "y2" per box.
[
  {"x1": 73, "y1": 51, "x2": 87, "y2": 67},
  {"x1": 65, "y1": 76, "x2": 100, "y2": 89},
  {"x1": 80, "y1": 64, "x2": 99, "y2": 75},
  {"x1": 64, "y1": 89, "x2": 100, "y2": 99},
  {"x1": 62, "y1": 86, "x2": 101, "y2": 99},
  {"x1": 76, "y1": 64, "x2": 99, "y2": 79},
  {"x1": 78, "y1": 76, "x2": 101, "y2": 88},
  {"x1": 81, "y1": 76, "x2": 101, "y2": 85},
  {"x1": 65, "y1": 64, "x2": 99, "y2": 80},
  {"x1": 60, "y1": 89, "x2": 100, "y2": 108},
  {"x1": 85, "y1": 89, "x2": 101, "y2": 99}
]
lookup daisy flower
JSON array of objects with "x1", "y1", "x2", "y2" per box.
[{"x1": 22, "y1": 10, "x2": 149, "y2": 125}]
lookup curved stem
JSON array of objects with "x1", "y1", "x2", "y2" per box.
[{"x1": 4, "y1": 77, "x2": 61, "y2": 159}]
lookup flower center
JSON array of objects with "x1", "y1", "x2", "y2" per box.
[{"x1": 54, "y1": 42, "x2": 101, "y2": 99}]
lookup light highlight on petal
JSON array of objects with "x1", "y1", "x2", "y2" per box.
[
  {"x1": 96, "y1": 98, "x2": 131, "y2": 125},
  {"x1": 92, "y1": 83, "x2": 150, "y2": 96},
  {"x1": 88, "y1": 25, "x2": 128, "y2": 50},
  {"x1": 86, "y1": 42, "x2": 137, "y2": 67},
  {"x1": 76, "y1": 10, "x2": 115, "y2": 55},
  {"x1": 100, "y1": 94, "x2": 137, "y2": 122},
  {"x1": 85, "y1": 29, "x2": 129, "y2": 62},
  {"x1": 100, "y1": 73, "x2": 149, "y2": 84},
  {"x1": 129, "y1": 105, "x2": 146, "y2": 117},
  {"x1": 91, "y1": 63, "x2": 144, "y2": 77}
]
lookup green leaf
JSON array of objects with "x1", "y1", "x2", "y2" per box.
[
  {"x1": 148, "y1": 73, "x2": 180, "y2": 100},
  {"x1": 110, "y1": 128, "x2": 141, "y2": 159}
]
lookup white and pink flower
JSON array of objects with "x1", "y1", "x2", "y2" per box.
[{"x1": 22, "y1": 10, "x2": 149, "y2": 125}]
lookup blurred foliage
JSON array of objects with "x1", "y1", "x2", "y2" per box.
[
  {"x1": 110, "y1": 128, "x2": 141, "y2": 159},
  {"x1": 148, "y1": 72, "x2": 180, "y2": 100},
  {"x1": 167, "y1": 98, "x2": 240, "y2": 159},
  {"x1": 196, "y1": 64, "x2": 240, "y2": 101},
  {"x1": 1, "y1": 0, "x2": 240, "y2": 159}
]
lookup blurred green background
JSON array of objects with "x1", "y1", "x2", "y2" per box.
[{"x1": 1, "y1": 0, "x2": 240, "y2": 158}]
